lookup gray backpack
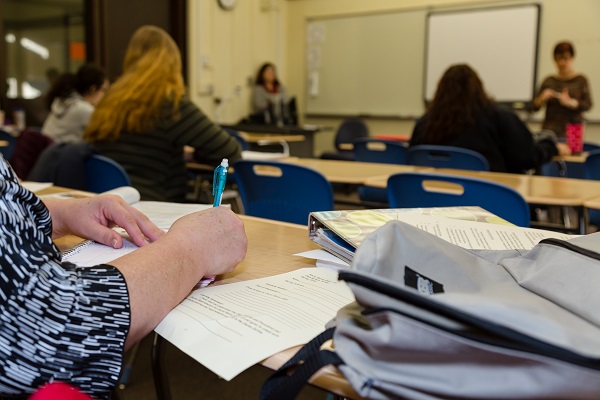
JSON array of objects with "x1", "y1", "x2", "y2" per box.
[{"x1": 261, "y1": 221, "x2": 600, "y2": 399}]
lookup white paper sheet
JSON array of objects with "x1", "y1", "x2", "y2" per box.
[
  {"x1": 393, "y1": 212, "x2": 576, "y2": 250},
  {"x1": 294, "y1": 249, "x2": 350, "y2": 270},
  {"x1": 131, "y1": 201, "x2": 213, "y2": 230},
  {"x1": 154, "y1": 267, "x2": 355, "y2": 381}
]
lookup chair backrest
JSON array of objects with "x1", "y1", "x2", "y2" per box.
[
  {"x1": 7, "y1": 129, "x2": 54, "y2": 179},
  {"x1": 584, "y1": 142, "x2": 600, "y2": 152},
  {"x1": 224, "y1": 128, "x2": 249, "y2": 151},
  {"x1": 584, "y1": 150, "x2": 600, "y2": 180},
  {"x1": 407, "y1": 145, "x2": 490, "y2": 171},
  {"x1": 334, "y1": 118, "x2": 369, "y2": 151},
  {"x1": 234, "y1": 160, "x2": 334, "y2": 225},
  {"x1": 85, "y1": 154, "x2": 131, "y2": 193},
  {"x1": 0, "y1": 130, "x2": 17, "y2": 159},
  {"x1": 387, "y1": 172, "x2": 530, "y2": 227},
  {"x1": 352, "y1": 138, "x2": 407, "y2": 164},
  {"x1": 584, "y1": 150, "x2": 600, "y2": 226},
  {"x1": 541, "y1": 141, "x2": 600, "y2": 180}
]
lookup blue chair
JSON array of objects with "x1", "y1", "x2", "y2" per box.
[
  {"x1": 224, "y1": 127, "x2": 249, "y2": 151},
  {"x1": 0, "y1": 130, "x2": 17, "y2": 159},
  {"x1": 387, "y1": 172, "x2": 530, "y2": 227},
  {"x1": 584, "y1": 150, "x2": 600, "y2": 227},
  {"x1": 234, "y1": 160, "x2": 334, "y2": 225},
  {"x1": 407, "y1": 145, "x2": 490, "y2": 171},
  {"x1": 352, "y1": 138, "x2": 407, "y2": 164},
  {"x1": 321, "y1": 118, "x2": 369, "y2": 161},
  {"x1": 353, "y1": 138, "x2": 408, "y2": 204},
  {"x1": 541, "y1": 141, "x2": 600, "y2": 179},
  {"x1": 85, "y1": 154, "x2": 131, "y2": 193}
]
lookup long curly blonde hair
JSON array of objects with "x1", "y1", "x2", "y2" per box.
[{"x1": 84, "y1": 25, "x2": 186, "y2": 141}]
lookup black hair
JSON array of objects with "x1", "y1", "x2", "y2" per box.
[
  {"x1": 45, "y1": 63, "x2": 107, "y2": 109},
  {"x1": 255, "y1": 62, "x2": 280, "y2": 87},
  {"x1": 553, "y1": 41, "x2": 575, "y2": 58}
]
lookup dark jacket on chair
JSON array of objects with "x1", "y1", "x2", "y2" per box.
[{"x1": 28, "y1": 142, "x2": 94, "y2": 190}]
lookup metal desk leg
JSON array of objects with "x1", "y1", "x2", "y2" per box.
[
  {"x1": 580, "y1": 206, "x2": 589, "y2": 235},
  {"x1": 151, "y1": 333, "x2": 172, "y2": 400}
]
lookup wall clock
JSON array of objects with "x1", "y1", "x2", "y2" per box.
[{"x1": 218, "y1": 0, "x2": 237, "y2": 11}]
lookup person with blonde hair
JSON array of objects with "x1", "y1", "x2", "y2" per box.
[{"x1": 85, "y1": 25, "x2": 241, "y2": 202}]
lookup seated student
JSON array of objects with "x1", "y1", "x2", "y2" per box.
[
  {"x1": 0, "y1": 155, "x2": 247, "y2": 399},
  {"x1": 250, "y1": 62, "x2": 296, "y2": 125},
  {"x1": 410, "y1": 64, "x2": 571, "y2": 173},
  {"x1": 42, "y1": 64, "x2": 109, "y2": 143},
  {"x1": 84, "y1": 26, "x2": 242, "y2": 202}
]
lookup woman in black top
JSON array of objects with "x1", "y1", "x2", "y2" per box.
[{"x1": 410, "y1": 64, "x2": 570, "y2": 173}]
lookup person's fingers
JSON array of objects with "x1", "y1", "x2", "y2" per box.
[
  {"x1": 85, "y1": 223, "x2": 124, "y2": 248},
  {"x1": 127, "y1": 206, "x2": 165, "y2": 243},
  {"x1": 105, "y1": 204, "x2": 152, "y2": 247}
]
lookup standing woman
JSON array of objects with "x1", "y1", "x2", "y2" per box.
[
  {"x1": 84, "y1": 25, "x2": 241, "y2": 202},
  {"x1": 42, "y1": 63, "x2": 109, "y2": 143},
  {"x1": 532, "y1": 41, "x2": 593, "y2": 138},
  {"x1": 252, "y1": 62, "x2": 288, "y2": 114}
]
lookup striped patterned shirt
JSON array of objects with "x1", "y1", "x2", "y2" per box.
[
  {"x1": 0, "y1": 157, "x2": 129, "y2": 399},
  {"x1": 89, "y1": 97, "x2": 242, "y2": 202}
]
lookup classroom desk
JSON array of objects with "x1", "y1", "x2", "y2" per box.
[
  {"x1": 240, "y1": 132, "x2": 306, "y2": 144},
  {"x1": 284, "y1": 157, "x2": 429, "y2": 184},
  {"x1": 222, "y1": 124, "x2": 320, "y2": 158},
  {"x1": 49, "y1": 193, "x2": 361, "y2": 400},
  {"x1": 363, "y1": 169, "x2": 600, "y2": 234},
  {"x1": 555, "y1": 152, "x2": 588, "y2": 163},
  {"x1": 584, "y1": 195, "x2": 600, "y2": 211}
]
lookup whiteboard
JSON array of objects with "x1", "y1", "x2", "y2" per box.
[
  {"x1": 425, "y1": 5, "x2": 540, "y2": 106},
  {"x1": 305, "y1": 9, "x2": 427, "y2": 118},
  {"x1": 304, "y1": 1, "x2": 600, "y2": 121}
]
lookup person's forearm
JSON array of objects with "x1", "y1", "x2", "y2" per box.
[{"x1": 109, "y1": 234, "x2": 205, "y2": 349}]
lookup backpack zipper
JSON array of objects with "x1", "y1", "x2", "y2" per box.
[{"x1": 540, "y1": 238, "x2": 600, "y2": 261}]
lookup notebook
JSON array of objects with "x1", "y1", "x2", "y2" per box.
[{"x1": 54, "y1": 186, "x2": 216, "y2": 287}]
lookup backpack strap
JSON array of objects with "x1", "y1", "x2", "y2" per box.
[{"x1": 260, "y1": 327, "x2": 344, "y2": 400}]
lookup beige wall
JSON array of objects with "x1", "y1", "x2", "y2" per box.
[
  {"x1": 187, "y1": 0, "x2": 288, "y2": 125},
  {"x1": 188, "y1": 0, "x2": 600, "y2": 156}
]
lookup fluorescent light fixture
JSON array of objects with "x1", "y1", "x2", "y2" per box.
[
  {"x1": 7, "y1": 78, "x2": 17, "y2": 98},
  {"x1": 22, "y1": 81, "x2": 41, "y2": 99},
  {"x1": 20, "y1": 37, "x2": 49, "y2": 59},
  {"x1": 5, "y1": 33, "x2": 16, "y2": 43}
]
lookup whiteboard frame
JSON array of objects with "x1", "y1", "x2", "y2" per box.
[{"x1": 423, "y1": 3, "x2": 541, "y2": 110}]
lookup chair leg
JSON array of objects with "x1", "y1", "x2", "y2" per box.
[{"x1": 152, "y1": 333, "x2": 172, "y2": 400}]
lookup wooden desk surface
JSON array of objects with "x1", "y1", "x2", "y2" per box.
[
  {"x1": 553, "y1": 152, "x2": 588, "y2": 163},
  {"x1": 584, "y1": 196, "x2": 600, "y2": 210},
  {"x1": 52, "y1": 204, "x2": 360, "y2": 399},
  {"x1": 363, "y1": 169, "x2": 600, "y2": 207},
  {"x1": 240, "y1": 131, "x2": 305, "y2": 143},
  {"x1": 0, "y1": 140, "x2": 8, "y2": 147},
  {"x1": 286, "y1": 158, "x2": 429, "y2": 184}
]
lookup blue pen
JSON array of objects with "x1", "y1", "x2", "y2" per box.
[{"x1": 212, "y1": 158, "x2": 229, "y2": 207}]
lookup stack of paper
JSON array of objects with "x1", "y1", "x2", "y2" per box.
[{"x1": 309, "y1": 207, "x2": 577, "y2": 264}]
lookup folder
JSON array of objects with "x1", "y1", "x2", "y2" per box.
[{"x1": 309, "y1": 207, "x2": 576, "y2": 265}]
